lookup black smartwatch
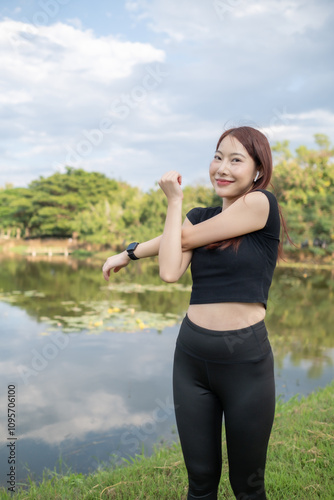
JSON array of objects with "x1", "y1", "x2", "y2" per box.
[{"x1": 126, "y1": 242, "x2": 140, "y2": 260}]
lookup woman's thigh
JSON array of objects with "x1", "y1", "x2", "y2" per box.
[
  {"x1": 213, "y1": 353, "x2": 275, "y2": 497},
  {"x1": 173, "y1": 346, "x2": 223, "y2": 488}
]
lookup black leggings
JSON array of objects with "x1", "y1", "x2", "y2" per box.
[{"x1": 173, "y1": 315, "x2": 275, "y2": 500}]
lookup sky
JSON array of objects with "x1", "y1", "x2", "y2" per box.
[{"x1": 0, "y1": 0, "x2": 333, "y2": 191}]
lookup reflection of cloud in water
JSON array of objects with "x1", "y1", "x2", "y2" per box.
[
  {"x1": 17, "y1": 391, "x2": 154, "y2": 445},
  {"x1": 275, "y1": 349, "x2": 334, "y2": 401},
  {"x1": 0, "y1": 301, "x2": 178, "y2": 451},
  {"x1": 1, "y1": 286, "x2": 333, "y2": 485}
]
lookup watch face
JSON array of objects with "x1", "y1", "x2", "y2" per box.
[
  {"x1": 128, "y1": 242, "x2": 138, "y2": 252},
  {"x1": 127, "y1": 242, "x2": 139, "y2": 260}
]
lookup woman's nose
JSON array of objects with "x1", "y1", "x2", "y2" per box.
[{"x1": 217, "y1": 160, "x2": 229, "y2": 176}]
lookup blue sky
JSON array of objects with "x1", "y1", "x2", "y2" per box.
[{"x1": 0, "y1": 0, "x2": 333, "y2": 190}]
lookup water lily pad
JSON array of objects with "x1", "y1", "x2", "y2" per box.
[
  {"x1": 0, "y1": 293, "x2": 18, "y2": 303},
  {"x1": 0, "y1": 285, "x2": 184, "y2": 334},
  {"x1": 102, "y1": 283, "x2": 191, "y2": 294},
  {"x1": 37, "y1": 297, "x2": 183, "y2": 334},
  {"x1": 24, "y1": 290, "x2": 46, "y2": 297}
]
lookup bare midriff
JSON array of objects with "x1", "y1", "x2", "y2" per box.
[{"x1": 187, "y1": 302, "x2": 266, "y2": 331}]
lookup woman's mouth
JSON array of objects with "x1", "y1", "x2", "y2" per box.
[{"x1": 216, "y1": 179, "x2": 234, "y2": 186}]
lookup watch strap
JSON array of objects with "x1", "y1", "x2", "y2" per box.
[{"x1": 126, "y1": 242, "x2": 140, "y2": 260}]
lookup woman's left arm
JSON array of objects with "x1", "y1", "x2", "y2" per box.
[
  {"x1": 182, "y1": 191, "x2": 270, "y2": 251},
  {"x1": 158, "y1": 171, "x2": 193, "y2": 283}
]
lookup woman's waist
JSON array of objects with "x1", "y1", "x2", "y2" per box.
[
  {"x1": 176, "y1": 313, "x2": 271, "y2": 363},
  {"x1": 187, "y1": 302, "x2": 266, "y2": 331}
]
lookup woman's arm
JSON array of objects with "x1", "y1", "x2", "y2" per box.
[
  {"x1": 158, "y1": 171, "x2": 193, "y2": 283},
  {"x1": 159, "y1": 217, "x2": 193, "y2": 283},
  {"x1": 102, "y1": 235, "x2": 162, "y2": 281},
  {"x1": 102, "y1": 184, "x2": 269, "y2": 281},
  {"x1": 182, "y1": 191, "x2": 270, "y2": 251}
]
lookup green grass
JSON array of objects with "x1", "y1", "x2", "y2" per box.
[
  {"x1": 2, "y1": 245, "x2": 29, "y2": 255},
  {"x1": 70, "y1": 249, "x2": 94, "y2": 258},
  {"x1": 1, "y1": 383, "x2": 333, "y2": 499}
]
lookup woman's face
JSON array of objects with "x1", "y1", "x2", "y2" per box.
[{"x1": 209, "y1": 134, "x2": 259, "y2": 203}]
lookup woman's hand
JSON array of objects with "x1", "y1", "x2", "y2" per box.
[
  {"x1": 158, "y1": 170, "x2": 183, "y2": 201},
  {"x1": 102, "y1": 251, "x2": 131, "y2": 281}
]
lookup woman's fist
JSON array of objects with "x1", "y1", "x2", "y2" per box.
[{"x1": 158, "y1": 170, "x2": 183, "y2": 201}]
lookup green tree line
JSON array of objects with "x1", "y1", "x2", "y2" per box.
[{"x1": 0, "y1": 134, "x2": 333, "y2": 253}]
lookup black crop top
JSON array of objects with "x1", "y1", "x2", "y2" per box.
[{"x1": 186, "y1": 190, "x2": 280, "y2": 308}]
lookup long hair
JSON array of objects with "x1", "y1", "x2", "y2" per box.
[{"x1": 206, "y1": 126, "x2": 290, "y2": 259}]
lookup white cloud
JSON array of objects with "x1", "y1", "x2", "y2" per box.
[
  {"x1": 285, "y1": 109, "x2": 334, "y2": 123},
  {"x1": 127, "y1": 0, "x2": 331, "y2": 41},
  {"x1": 0, "y1": 0, "x2": 333, "y2": 190},
  {"x1": 125, "y1": 1, "x2": 141, "y2": 12},
  {"x1": 261, "y1": 109, "x2": 334, "y2": 146},
  {"x1": 0, "y1": 369, "x2": 157, "y2": 444},
  {"x1": 1, "y1": 19, "x2": 165, "y2": 85},
  {"x1": 0, "y1": 89, "x2": 32, "y2": 105},
  {"x1": 0, "y1": 17, "x2": 167, "y2": 186},
  {"x1": 11, "y1": 390, "x2": 150, "y2": 444}
]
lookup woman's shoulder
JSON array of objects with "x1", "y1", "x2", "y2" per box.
[
  {"x1": 252, "y1": 189, "x2": 280, "y2": 236},
  {"x1": 186, "y1": 206, "x2": 222, "y2": 225},
  {"x1": 253, "y1": 189, "x2": 278, "y2": 207}
]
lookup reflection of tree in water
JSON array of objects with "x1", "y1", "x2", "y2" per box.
[
  {"x1": 266, "y1": 267, "x2": 333, "y2": 375},
  {"x1": 0, "y1": 257, "x2": 191, "y2": 332},
  {"x1": 0, "y1": 258, "x2": 332, "y2": 372}
]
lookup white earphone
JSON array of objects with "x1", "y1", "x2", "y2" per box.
[{"x1": 254, "y1": 171, "x2": 260, "y2": 182}]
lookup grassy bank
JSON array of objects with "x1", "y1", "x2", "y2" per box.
[{"x1": 1, "y1": 383, "x2": 333, "y2": 499}]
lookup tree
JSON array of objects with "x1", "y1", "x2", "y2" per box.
[
  {"x1": 272, "y1": 134, "x2": 334, "y2": 250},
  {"x1": 0, "y1": 136, "x2": 332, "y2": 256}
]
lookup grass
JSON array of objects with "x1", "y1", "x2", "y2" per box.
[
  {"x1": 70, "y1": 249, "x2": 95, "y2": 259},
  {"x1": 1, "y1": 383, "x2": 333, "y2": 499}
]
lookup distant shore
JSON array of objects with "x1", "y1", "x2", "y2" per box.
[{"x1": 1, "y1": 238, "x2": 333, "y2": 270}]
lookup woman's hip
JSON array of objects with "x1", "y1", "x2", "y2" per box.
[{"x1": 175, "y1": 314, "x2": 272, "y2": 364}]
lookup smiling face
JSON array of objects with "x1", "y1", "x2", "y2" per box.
[{"x1": 209, "y1": 134, "x2": 259, "y2": 208}]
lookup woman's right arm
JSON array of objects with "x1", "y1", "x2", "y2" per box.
[
  {"x1": 101, "y1": 210, "x2": 197, "y2": 281},
  {"x1": 102, "y1": 235, "x2": 162, "y2": 281}
]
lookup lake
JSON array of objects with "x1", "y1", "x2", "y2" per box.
[{"x1": 0, "y1": 256, "x2": 333, "y2": 488}]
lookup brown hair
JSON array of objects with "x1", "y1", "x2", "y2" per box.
[{"x1": 207, "y1": 126, "x2": 290, "y2": 259}]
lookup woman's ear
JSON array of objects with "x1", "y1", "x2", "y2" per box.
[{"x1": 253, "y1": 167, "x2": 263, "y2": 183}]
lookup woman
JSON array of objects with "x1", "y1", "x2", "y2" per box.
[{"x1": 102, "y1": 126, "x2": 284, "y2": 499}]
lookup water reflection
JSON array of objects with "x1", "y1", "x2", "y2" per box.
[
  {"x1": 0, "y1": 301, "x2": 179, "y2": 485},
  {"x1": 0, "y1": 257, "x2": 333, "y2": 487}
]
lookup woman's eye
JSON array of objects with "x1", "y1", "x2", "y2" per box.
[
  {"x1": 214, "y1": 155, "x2": 222, "y2": 160},
  {"x1": 231, "y1": 158, "x2": 240, "y2": 162}
]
